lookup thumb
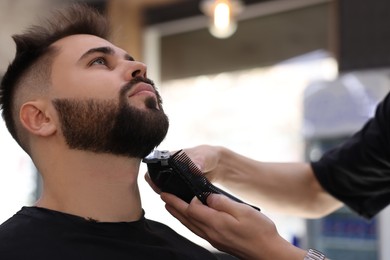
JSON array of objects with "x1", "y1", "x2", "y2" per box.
[{"x1": 206, "y1": 194, "x2": 246, "y2": 217}]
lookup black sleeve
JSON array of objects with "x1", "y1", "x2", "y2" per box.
[{"x1": 311, "y1": 92, "x2": 390, "y2": 219}]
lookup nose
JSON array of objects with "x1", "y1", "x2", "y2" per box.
[{"x1": 125, "y1": 61, "x2": 147, "y2": 81}]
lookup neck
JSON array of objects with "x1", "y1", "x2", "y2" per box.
[{"x1": 35, "y1": 150, "x2": 144, "y2": 222}]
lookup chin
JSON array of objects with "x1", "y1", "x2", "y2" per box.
[{"x1": 145, "y1": 97, "x2": 161, "y2": 110}]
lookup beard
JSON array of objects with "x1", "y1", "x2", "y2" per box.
[{"x1": 52, "y1": 77, "x2": 169, "y2": 158}]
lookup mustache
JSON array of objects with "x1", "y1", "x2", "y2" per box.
[{"x1": 120, "y1": 76, "x2": 156, "y2": 97}]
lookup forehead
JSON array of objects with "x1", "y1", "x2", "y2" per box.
[{"x1": 52, "y1": 34, "x2": 127, "y2": 61}]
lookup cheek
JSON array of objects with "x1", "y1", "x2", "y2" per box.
[{"x1": 52, "y1": 71, "x2": 120, "y2": 100}]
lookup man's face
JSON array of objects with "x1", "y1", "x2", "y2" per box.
[{"x1": 48, "y1": 34, "x2": 169, "y2": 158}]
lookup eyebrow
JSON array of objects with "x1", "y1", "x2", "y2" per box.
[{"x1": 78, "y1": 46, "x2": 134, "y2": 62}]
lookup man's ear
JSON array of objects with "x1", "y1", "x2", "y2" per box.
[{"x1": 19, "y1": 101, "x2": 57, "y2": 137}]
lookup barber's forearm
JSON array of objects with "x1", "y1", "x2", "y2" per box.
[
  {"x1": 214, "y1": 147, "x2": 342, "y2": 217},
  {"x1": 214, "y1": 147, "x2": 313, "y2": 209}
]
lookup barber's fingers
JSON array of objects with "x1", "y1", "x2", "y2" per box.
[
  {"x1": 162, "y1": 193, "x2": 239, "y2": 232},
  {"x1": 161, "y1": 193, "x2": 207, "y2": 221},
  {"x1": 161, "y1": 193, "x2": 209, "y2": 238},
  {"x1": 162, "y1": 192, "x2": 254, "y2": 222},
  {"x1": 206, "y1": 194, "x2": 256, "y2": 219}
]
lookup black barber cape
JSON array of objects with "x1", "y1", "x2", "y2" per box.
[{"x1": 0, "y1": 206, "x2": 218, "y2": 260}]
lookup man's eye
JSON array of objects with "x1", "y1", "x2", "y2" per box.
[{"x1": 90, "y1": 57, "x2": 107, "y2": 66}]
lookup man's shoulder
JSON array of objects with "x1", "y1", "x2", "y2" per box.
[
  {"x1": 0, "y1": 207, "x2": 37, "y2": 237},
  {"x1": 0, "y1": 208, "x2": 41, "y2": 258},
  {"x1": 0, "y1": 207, "x2": 54, "y2": 242}
]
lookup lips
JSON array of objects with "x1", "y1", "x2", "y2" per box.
[{"x1": 128, "y1": 82, "x2": 156, "y2": 98}]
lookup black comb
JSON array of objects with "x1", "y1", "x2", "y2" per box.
[{"x1": 143, "y1": 150, "x2": 260, "y2": 211}]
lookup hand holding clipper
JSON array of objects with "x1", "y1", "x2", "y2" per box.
[{"x1": 143, "y1": 149, "x2": 260, "y2": 211}]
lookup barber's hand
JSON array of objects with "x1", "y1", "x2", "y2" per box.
[
  {"x1": 183, "y1": 145, "x2": 221, "y2": 182},
  {"x1": 161, "y1": 193, "x2": 303, "y2": 260}
]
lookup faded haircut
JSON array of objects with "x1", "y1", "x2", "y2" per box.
[{"x1": 0, "y1": 3, "x2": 110, "y2": 151}]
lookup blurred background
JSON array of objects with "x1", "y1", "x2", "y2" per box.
[{"x1": 1, "y1": 0, "x2": 390, "y2": 259}]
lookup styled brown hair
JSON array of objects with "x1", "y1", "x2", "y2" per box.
[{"x1": 0, "y1": 3, "x2": 110, "y2": 150}]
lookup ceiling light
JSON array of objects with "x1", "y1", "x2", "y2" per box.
[{"x1": 201, "y1": 0, "x2": 243, "y2": 39}]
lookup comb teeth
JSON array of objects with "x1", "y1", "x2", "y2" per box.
[
  {"x1": 169, "y1": 150, "x2": 260, "y2": 211},
  {"x1": 170, "y1": 151, "x2": 213, "y2": 204},
  {"x1": 171, "y1": 152, "x2": 203, "y2": 175}
]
